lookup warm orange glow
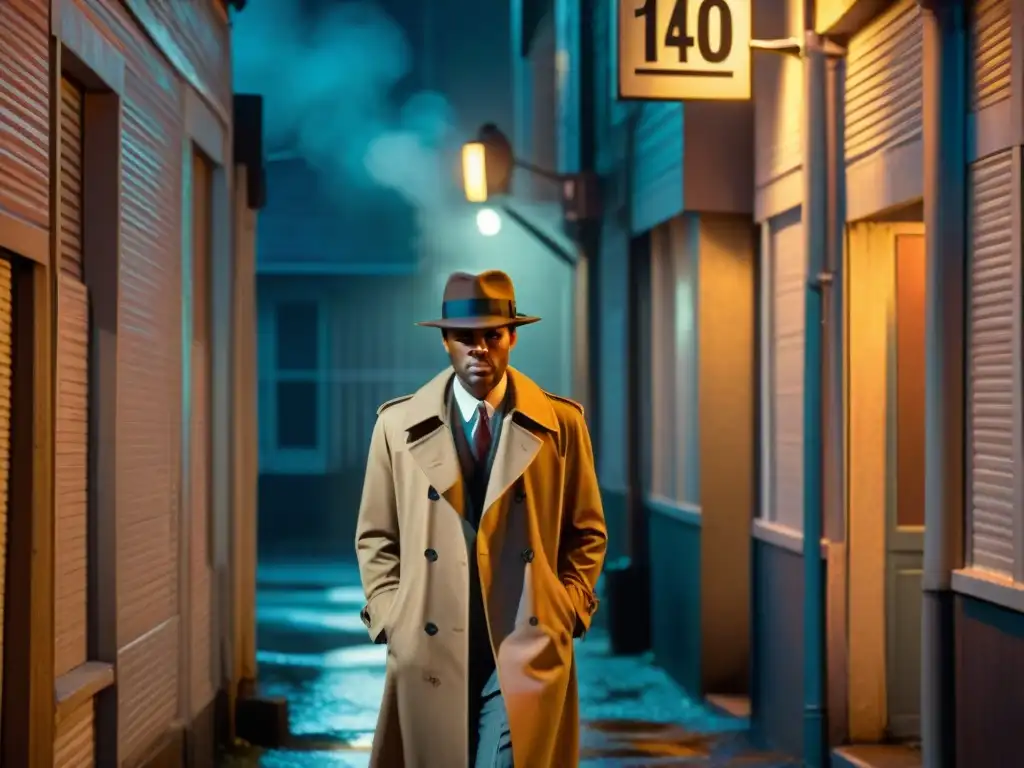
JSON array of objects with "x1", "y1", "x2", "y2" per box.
[{"x1": 462, "y1": 142, "x2": 488, "y2": 203}]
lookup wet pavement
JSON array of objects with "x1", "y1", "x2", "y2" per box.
[{"x1": 230, "y1": 560, "x2": 797, "y2": 767}]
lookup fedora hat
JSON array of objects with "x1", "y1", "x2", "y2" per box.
[{"x1": 416, "y1": 270, "x2": 541, "y2": 330}]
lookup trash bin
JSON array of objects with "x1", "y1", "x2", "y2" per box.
[{"x1": 602, "y1": 556, "x2": 650, "y2": 655}]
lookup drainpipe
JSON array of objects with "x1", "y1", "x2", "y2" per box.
[
  {"x1": 919, "y1": 1, "x2": 966, "y2": 766},
  {"x1": 801, "y1": 29, "x2": 829, "y2": 768}
]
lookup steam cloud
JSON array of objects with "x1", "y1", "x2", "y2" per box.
[{"x1": 232, "y1": 0, "x2": 457, "y2": 210}]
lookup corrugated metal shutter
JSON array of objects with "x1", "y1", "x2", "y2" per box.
[
  {"x1": 0, "y1": 257, "x2": 13, "y2": 730},
  {"x1": 770, "y1": 213, "x2": 805, "y2": 531},
  {"x1": 844, "y1": 0, "x2": 923, "y2": 166},
  {"x1": 970, "y1": 0, "x2": 1011, "y2": 110},
  {"x1": 631, "y1": 104, "x2": 683, "y2": 235},
  {"x1": 0, "y1": 0, "x2": 50, "y2": 228},
  {"x1": 55, "y1": 77, "x2": 90, "y2": 687},
  {"x1": 190, "y1": 151, "x2": 215, "y2": 716},
  {"x1": 967, "y1": 150, "x2": 1015, "y2": 575}
]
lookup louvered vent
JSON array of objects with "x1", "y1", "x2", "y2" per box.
[
  {"x1": 968, "y1": 150, "x2": 1016, "y2": 576},
  {"x1": 970, "y1": 0, "x2": 1011, "y2": 111}
]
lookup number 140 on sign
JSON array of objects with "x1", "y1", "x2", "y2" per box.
[{"x1": 618, "y1": 0, "x2": 751, "y2": 102}]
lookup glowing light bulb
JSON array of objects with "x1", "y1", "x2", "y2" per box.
[{"x1": 476, "y1": 207, "x2": 502, "y2": 237}]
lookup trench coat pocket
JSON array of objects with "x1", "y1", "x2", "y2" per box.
[{"x1": 361, "y1": 588, "x2": 398, "y2": 644}]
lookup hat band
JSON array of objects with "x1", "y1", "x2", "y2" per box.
[{"x1": 441, "y1": 298, "x2": 516, "y2": 320}]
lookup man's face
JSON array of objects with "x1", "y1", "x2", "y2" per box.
[{"x1": 443, "y1": 325, "x2": 517, "y2": 398}]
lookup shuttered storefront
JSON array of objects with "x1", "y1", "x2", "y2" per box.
[
  {"x1": 54, "y1": 76, "x2": 96, "y2": 767},
  {"x1": 967, "y1": 151, "x2": 1015, "y2": 576},
  {"x1": 0, "y1": 257, "x2": 13, "y2": 732},
  {"x1": 769, "y1": 212, "x2": 805, "y2": 531},
  {"x1": 844, "y1": 0, "x2": 923, "y2": 167},
  {"x1": 190, "y1": 150, "x2": 215, "y2": 717},
  {"x1": 0, "y1": 0, "x2": 50, "y2": 228}
]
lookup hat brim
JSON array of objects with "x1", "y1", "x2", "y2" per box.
[{"x1": 416, "y1": 314, "x2": 542, "y2": 330}]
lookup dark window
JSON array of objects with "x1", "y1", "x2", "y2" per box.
[
  {"x1": 276, "y1": 380, "x2": 318, "y2": 449},
  {"x1": 276, "y1": 301, "x2": 319, "y2": 371}
]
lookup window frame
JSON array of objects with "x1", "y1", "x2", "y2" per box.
[{"x1": 260, "y1": 296, "x2": 329, "y2": 474}]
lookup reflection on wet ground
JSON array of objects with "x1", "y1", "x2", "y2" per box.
[{"x1": 230, "y1": 561, "x2": 797, "y2": 767}]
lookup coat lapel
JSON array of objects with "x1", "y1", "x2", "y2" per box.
[
  {"x1": 403, "y1": 370, "x2": 465, "y2": 514},
  {"x1": 481, "y1": 368, "x2": 559, "y2": 516}
]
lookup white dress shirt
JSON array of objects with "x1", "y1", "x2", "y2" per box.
[{"x1": 453, "y1": 372, "x2": 507, "y2": 440}]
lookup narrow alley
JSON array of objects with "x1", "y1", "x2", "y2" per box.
[{"x1": 227, "y1": 562, "x2": 796, "y2": 767}]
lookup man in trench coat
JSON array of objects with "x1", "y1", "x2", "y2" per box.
[{"x1": 355, "y1": 270, "x2": 607, "y2": 768}]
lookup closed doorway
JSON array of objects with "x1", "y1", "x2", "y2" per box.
[{"x1": 846, "y1": 220, "x2": 926, "y2": 743}]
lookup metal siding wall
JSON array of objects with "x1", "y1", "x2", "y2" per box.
[
  {"x1": 0, "y1": 0, "x2": 50, "y2": 228},
  {"x1": 631, "y1": 103, "x2": 683, "y2": 235},
  {"x1": 970, "y1": 0, "x2": 1011, "y2": 110},
  {"x1": 81, "y1": 0, "x2": 184, "y2": 757},
  {"x1": 0, "y1": 258, "x2": 12, "y2": 730},
  {"x1": 60, "y1": 80, "x2": 85, "y2": 278},
  {"x1": 596, "y1": 207, "x2": 629, "y2": 490},
  {"x1": 55, "y1": 79, "x2": 91, "y2": 690},
  {"x1": 770, "y1": 212, "x2": 805, "y2": 531},
  {"x1": 753, "y1": 0, "x2": 803, "y2": 188},
  {"x1": 967, "y1": 150, "x2": 1015, "y2": 575},
  {"x1": 844, "y1": 0, "x2": 923, "y2": 166},
  {"x1": 529, "y1": 12, "x2": 558, "y2": 203},
  {"x1": 555, "y1": 0, "x2": 579, "y2": 174},
  {"x1": 54, "y1": 699, "x2": 96, "y2": 768},
  {"x1": 130, "y1": 0, "x2": 232, "y2": 115}
]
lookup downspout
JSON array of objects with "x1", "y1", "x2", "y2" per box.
[
  {"x1": 919, "y1": 1, "x2": 966, "y2": 766},
  {"x1": 801, "y1": 29, "x2": 829, "y2": 768}
]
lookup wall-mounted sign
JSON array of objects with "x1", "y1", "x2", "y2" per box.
[{"x1": 618, "y1": 0, "x2": 751, "y2": 101}]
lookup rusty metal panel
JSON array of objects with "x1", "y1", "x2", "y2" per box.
[
  {"x1": 0, "y1": 0, "x2": 50, "y2": 229},
  {"x1": 55, "y1": 276, "x2": 90, "y2": 678},
  {"x1": 60, "y1": 79, "x2": 85, "y2": 279},
  {"x1": 54, "y1": 698, "x2": 95, "y2": 767},
  {"x1": 770, "y1": 211, "x2": 806, "y2": 532},
  {"x1": 844, "y1": 0, "x2": 923, "y2": 166},
  {"x1": 0, "y1": 258, "x2": 13, "y2": 730},
  {"x1": 967, "y1": 150, "x2": 1015, "y2": 576},
  {"x1": 970, "y1": 0, "x2": 1011, "y2": 111}
]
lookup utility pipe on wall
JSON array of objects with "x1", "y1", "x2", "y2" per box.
[
  {"x1": 801, "y1": 30, "x2": 829, "y2": 768},
  {"x1": 919, "y1": 1, "x2": 966, "y2": 765}
]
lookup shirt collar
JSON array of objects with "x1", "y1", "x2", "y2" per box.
[{"x1": 453, "y1": 372, "x2": 508, "y2": 424}]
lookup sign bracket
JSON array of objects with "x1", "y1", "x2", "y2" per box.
[{"x1": 749, "y1": 31, "x2": 847, "y2": 59}]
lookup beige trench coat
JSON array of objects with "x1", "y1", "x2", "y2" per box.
[{"x1": 355, "y1": 367, "x2": 607, "y2": 768}]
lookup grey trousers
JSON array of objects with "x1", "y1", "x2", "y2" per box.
[{"x1": 470, "y1": 667, "x2": 513, "y2": 768}]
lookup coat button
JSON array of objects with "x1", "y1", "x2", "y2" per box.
[
  {"x1": 528, "y1": 616, "x2": 539, "y2": 627},
  {"x1": 424, "y1": 622, "x2": 438, "y2": 636},
  {"x1": 424, "y1": 548, "x2": 438, "y2": 562},
  {"x1": 427, "y1": 486, "x2": 440, "y2": 501},
  {"x1": 521, "y1": 548, "x2": 534, "y2": 563}
]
